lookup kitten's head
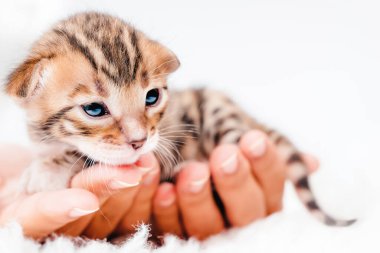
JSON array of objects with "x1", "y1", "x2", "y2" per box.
[{"x1": 5, "y1": 12, "x2": 179, "y2": 165}]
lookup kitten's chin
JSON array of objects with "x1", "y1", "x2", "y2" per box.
[
  {"x1": 72, "y1": 143, "x2": 141, "y2": 166},
  {"x1": 94, "y1": 154, "x2": 140, "y2": 166},
  {"x1": 72, "y1": 133, "x2": 159, "y2": 166},
  {"x1": 78, "y1": 144, "x2": 155, "y2": 166},
  {"x1": 84, "y1": 149, "x2": 144, "y2": 166}
]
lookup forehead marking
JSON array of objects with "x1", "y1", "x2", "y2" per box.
[
  {"x1": 69, "y1": 83, "x2": 92, "y2": 98},
  {"x1": 100, "y1": 66, "x2": 119, "y2": 84},
  {"x1": 82, "y1": 25, "x2": 136, "y2": 85},
  {"x1": 54, "y1": 29, "x2": 98, "y2": 71},
  {"x1": 94, "y1": 79, "x2": 108, "y2": 97},
  {"x1": 130, "y1": 29, "x2": 141, "y2": 81},
  {"x1": 54, "y1": 18, "x2": 146, "y2": 88},
  {"x1": 82, "y1": 25, "x2": 142, "y2": 85}
]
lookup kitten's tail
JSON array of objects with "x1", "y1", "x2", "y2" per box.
[{"x1": 287, "y1": 152, "x2": 356, "y2": 226}]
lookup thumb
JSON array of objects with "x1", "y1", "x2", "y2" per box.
[{"x1": 0, "y1": 189, "x2": 99, "y2": 239}]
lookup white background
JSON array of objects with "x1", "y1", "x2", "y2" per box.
[{"x1": 0, "y1": 0, "x2": 379, "y2": 251}]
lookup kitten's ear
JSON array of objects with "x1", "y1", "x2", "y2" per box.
[
  {"x1": 158, "y1": 49, "x2": 180, "y2": 74},
  {"x1": 5, "y1": 56, "x2": 50, "y2": 102},
  {"x1": 146, "y1": 41, "x2": 180, "y2": 75}
]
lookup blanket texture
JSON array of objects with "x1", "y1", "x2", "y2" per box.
[{"x1": 0, "y1": 184, "x2": 378, "y2": 253}]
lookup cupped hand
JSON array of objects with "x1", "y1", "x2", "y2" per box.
[
  {"x1": 0, "y1": 130, "x2": 319, "y2": 241},
  {"x1": 0, "y1": 144, "x2": 161, "y2": 239},
  {"x1": 58, "y1": 152, "x2": 161, "y2": 238},
  {"x1": 152, "y1": 130, "x2": 319, "y2": 240}
]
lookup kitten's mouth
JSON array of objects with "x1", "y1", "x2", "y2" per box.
[
  {"x1": 83, "y1": 151, "x2": 142, "y2": 167},
  {"x1": 74, "y1": 133, "x2": 160, "y2": 168},
  {"x1": 83, "y1": 156, "x2": 140, "y2": 168}
]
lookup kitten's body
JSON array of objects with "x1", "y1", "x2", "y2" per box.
[{"x1": 5, "y1": 12, "x2": 353, "y2": 226}]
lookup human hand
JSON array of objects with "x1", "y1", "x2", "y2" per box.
[
  {"x1": 58, "y1": 152, "x2": 161, "y2": 239},
  {"x1": 0, "y1": 130, "x2": 318, "y2": 241},
  {"x1": 151, "y1": 130, "x2": 319, "y2": 240},
  {"x1": 0, "y1": 144, "x2": 161, "y2": 239}
]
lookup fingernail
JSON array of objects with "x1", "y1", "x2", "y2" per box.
[
  {"x1": 160, "y1": 195, "x2": 176, "y2": 207},
  {"x1": 143, "y1": 170, "x2": 159, "y2": 185},
  {"x1": 189, "y1": 176, "x2": 208, "y2": 193},
  {"x1": 69, "y1": 207, "x2": 99, "y2": 218},
  {"x1": 221, "y1": 153, "x2": 238, "y2": 174},
  {"x1": 249, "y1": 135, "x2": 266, "y2": 157},
  {"x1": 137, "y1": 166, "x2": 153, "y2": 173},
  {"x1": 109, "y1": 178, "x2": 141, "y2": 190}
]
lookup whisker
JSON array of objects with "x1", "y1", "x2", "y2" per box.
[
  {"x1": 159, "y1": 124, "x2": 198, "y2": 130},
  {"x1": 155, "y1": 137, "x2": 183, "y2": 179}
]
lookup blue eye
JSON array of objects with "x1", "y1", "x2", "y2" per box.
[
  {"x1": 82, "y1": 103, "x2": 108, "y2": 117},
  {"x1": 145, "y1": 89, "x2": 160, "y2": 106}
]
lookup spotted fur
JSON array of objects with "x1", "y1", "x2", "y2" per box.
[{"x1": 4, "y1": 12, "x2": 354, "y2": 226}]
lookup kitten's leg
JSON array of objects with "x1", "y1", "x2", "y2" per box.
[
  {"x1": 20, "y1": 151, "x2": 85, "y2": 194},
  {"x1": 177, "y1": 88, "x2": 355, "y2": 226}
]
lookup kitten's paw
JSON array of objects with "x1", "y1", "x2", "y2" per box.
[{"x1": 19, "y1": 161, "x2": 73, "y2": 194}]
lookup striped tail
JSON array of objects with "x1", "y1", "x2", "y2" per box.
[
  {"x1": 269, "y1": 131, "x2": 356, "y2": 226},
  {"x1": 287, "y1": 152, "x2": 356, "y2": 226}
]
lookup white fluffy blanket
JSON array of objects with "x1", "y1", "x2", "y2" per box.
[
  {"x1": 0, "y1": 181, "x2": 379, "y2": 253},
  {"x1": 0, "y1": 199, "x2": 378, "y2": 253}
]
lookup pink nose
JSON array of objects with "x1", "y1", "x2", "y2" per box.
[{"x1": 129, "y1": 137, "x2": 147, "y2": 150}]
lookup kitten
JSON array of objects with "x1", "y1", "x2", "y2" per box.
[{"x1": 4, "y1": 12, "x2": 354, "y2": 226}]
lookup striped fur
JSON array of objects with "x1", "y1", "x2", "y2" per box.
[
  {"x1": 4, "y1": 12, "x2": 354, "y2": 227},
  {"x1": 160, "y1": 89, "x2": 355, "y2": 226}
]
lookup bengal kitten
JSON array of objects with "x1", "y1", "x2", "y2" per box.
[{"x1": 4, "y1": 12, "x2": 354, "y2": 226}]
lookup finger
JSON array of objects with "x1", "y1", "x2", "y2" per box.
[
  {"x1": 239, "y1": 130, "x2": 286, "y2": 214},
  {"x1": 153, "y1": 183, "x2": 182, "y2": 237},
  {"x1": 56, "y1": 214, "x2": 94, "y2": 237},
  {"x1": 81, "y1": 153, "x2": 156, "y2": 239},
  {"x1": 176, "y1": 162, "x2": 224, "y2": 240},
  {"x1": 82, "y1": 185, "x2": 140, "y2": 238},
  {"x1": 0, "y1": 189, "x2": 99, "y2": 239},
  {"x1": 71, "y1": 164, "x2": 143, "y2": 202},
  {"x1": 59, "y1": 165, "x2": 143, "y2": 237},
  {"x1": 116, "y1": 153, "x2": 161, "y2": 235},
  {"x1": 209, "y1": 144, "x2": 266, "y2": 227}
]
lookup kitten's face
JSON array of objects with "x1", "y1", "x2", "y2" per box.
[
  {"x1": 5, "y1": 13, "x2": 179, "y2": 165},
  {"x1": 30, "y1": 53, "x2": 169, "y2": 165}
]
